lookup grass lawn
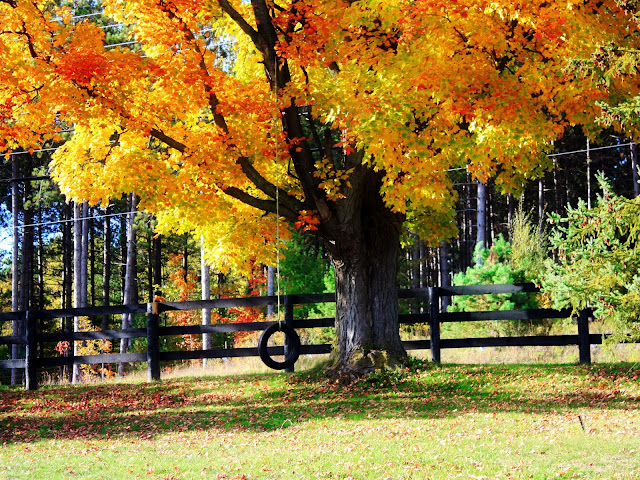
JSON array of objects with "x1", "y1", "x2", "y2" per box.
[{"x1": 1, "y1": 362, "x2": 639, "y2": 479}]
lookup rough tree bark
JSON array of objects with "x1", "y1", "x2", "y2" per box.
[{"x1": 323, "y1": 170, "x2": 407, "y2": 373}]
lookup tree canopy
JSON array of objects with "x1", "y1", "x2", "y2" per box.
[{"x1": 2, "y1": 0, "x2": 637, "y2": 371}]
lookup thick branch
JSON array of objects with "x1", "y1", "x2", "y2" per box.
[
  {"x1": 217, "y1": 0, "x2": 268, "y2": 52},
  {"x1": 237, "y1": 156, "x2": 306, "y2": 213},
  {"x1": 149, "y1": 128, "x2": 187, "y2": 153},
  {"x1": 223, "y1": 186, "x2": 298, "y2": 222}
]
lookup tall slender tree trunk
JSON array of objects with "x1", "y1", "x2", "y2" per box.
[
  {"x1": 81, "y1": 203, "x2": 89, "y2": 308},
  {"x1": 17, "y1": 163, "x2": 34, "y2": 384},
  {"x1": 201, "y1": 238, "x2": 211, "y2": 369},
  {"x1": 538, "y1": 178, "x2": 545, "y2": 233},
  {"x1": 631, "y1": 142, "x2": 639, "y2": 198},
  {"x1": 153, "y1": 234, "x2": 162, "y2": 298},
  {"x1": 266, "y1": 264, "x2": 275, "y2": 318},
  {"x1": 37, "y1": 206, "x2": 45, "y2": 309},
  {"x1": 10, "y1": 159, "x2": 21, "y2": 386},
  {"x1": 102, "y1": 205, "x2": 112, "y2": 331},
  {"x1": 553, "y1": 160, "x2": 562, "y2": 215},
  {"x1": 147, "y1": 230, "x2": 153, "y2": 302},
  {"x1": 72, "y1": 201, "x2": 87, "y2": 384},
  {"x1": 439, "y1": 241, "x2": 449, "y2": 311},
  {"x1": 119, "y1": 194, "x2": 139, "y2": 377},
  {"x1": 89, "y1": 211, "x2": 96, "y2": 306},
  {"x1": 62, "y1": 202, "x2": 73, "y2": 381},
  {"x1": 476, "y1": 180, "x2": 486, "y2": 263},
  {"x1": 586, "y1": 138, "x2": 592, "y2": 210}
]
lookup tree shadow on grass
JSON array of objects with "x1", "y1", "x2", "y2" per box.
[{"x1": 1, "y1": 363, "x2": 638, "y2": 444}]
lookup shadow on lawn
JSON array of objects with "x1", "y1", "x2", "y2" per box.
[{"x1": 1, "y1": 363, "x2": 638, "y2": 444}]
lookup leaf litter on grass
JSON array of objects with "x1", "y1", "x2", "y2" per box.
[{"x1": 0, "y1": 363, "x2": 639, "y2": 479}]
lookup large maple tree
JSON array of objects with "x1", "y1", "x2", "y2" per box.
[{"x1": 1, "y1": 0, "x2": 635, "y2": 373}]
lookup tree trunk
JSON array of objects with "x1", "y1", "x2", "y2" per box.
[
  {"x1": 11, "y1": 158, "x2": 21, "y2": 385},
  {"x1": 324, "y1": 171, "x2": 407, "y2": 374},
  {"x1": 631, "y1": 142, "x2": 639, "y2": 198},
  {"x1": 266, "y1": 265, "x2": 276, "y2": 318},
  {"x1": 153, "y1": 234, "x2": 162, "y2": 298},
  {"x1": 586, "y1": 138, "x2": 592, "y2": 210},
  {"x1": 476, "y1": 180, "x2": 486, "y2": 263},
  {"x1": 538, "y1": 178, "x2": 545, "y2": 233},
  {"x1": 201, "y1": 237, "x2": 211, "y2": 369},
  {"x1": 439, "y1": 241, "x2": 449, "y2": 311},
  {"x1": 102, "y1": 205, "x2": 112, "y2": 331},
  {"x1": 37, "y1": 206, "x2": 45, "y2": 309},
  {"x1": 62, "y1": 202, "x2": 73, "y2": 382},
  {"x1": 119, "y1": 194, "x2": 139, "y2": 377},
  {"x1": 89, "y1": 209, "x2": 96, "y2": 307},
  {"x1": 72, "y1": 201, "x2": 86, "y2": 384}
]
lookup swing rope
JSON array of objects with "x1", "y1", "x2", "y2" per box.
[{"x1": 274, "y1": 57, "x2": 282, "y2": 328}]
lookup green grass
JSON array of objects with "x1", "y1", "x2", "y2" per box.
[{"x1": 1, "y1": 362, "x2": 639, "y2": 479}]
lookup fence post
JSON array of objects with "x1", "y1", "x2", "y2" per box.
[
  {"x1": 577, "y1": 309, "x2": 591, "y2": 365},
  {"x1": 147, "y1": 302, "x2": 161, "y2": 382},
  {"x1": 284, "y1": 295, "x2": 295, "y2": 373},
  {"x1": 429, "y1": 287, "x2": 441, "y2": 364},
  {"x1": 24, "y1": 311, "x2": 38, "y2": 391}
]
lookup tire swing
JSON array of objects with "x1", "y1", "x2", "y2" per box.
[
  {"x1": 258, "y1": 322, "x2": 301, "y2": 370},
  {"x1": 257, "y1": 63, "x2": 301, "y2": 371}
]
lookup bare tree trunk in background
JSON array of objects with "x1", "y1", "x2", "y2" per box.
[
  {"x1": 119, "y1": 194, "x2": 139, "y2": 377},
  {"x1": 153, "y1": 234, "x2": 162, "y2": 298},
  {"x1": 11, "y1": 159, "x2": 21, "y2": 386},
  {"x1": 37, "y1": 206, "x2": 45, "y2": 309},
  {"x1": 147, "y1": 230, "x2": 153, "y2": 302},
  {"x1": 631, "y1": 142, "x2": 639, "y2": 198},
  {"x1": 439, "y1": 241, "x2": 449, "y2": 311},
  {"x1": 476, "y1": 180, "x2": 486, "y2": 264},
  {"x1": 72, "y1": 201, "x2": 88, "y2": 384},
  {"x1": 90, "y1": 210, "x2": 96, "y2": 306},
  {"x1": 506, "y1": 193, "x2": 514, "y2": 233},
  {"x1": 182, "y1": 237, "x2": 189, "y2": 284},
  {"x1": 266, "y1": 264, "x2": 275, "y2": 318},
  {"x1": 120, "y1": 209, "x2": 127, "y2": 304},
  {"x1": 587, "y1": 138, "x2": 592, "y2": 210},
  {"x1": 62, "y1": 202, "x2": 73, "y2": 382},
  {"x1": 102, "y1": 205, "x2": 112, "y2": 331},
  {"x1": 81, "y1": 203, "x2": 89, "y2": 308},
  {"x1": 201, "y1": 238, "x2": 212, "y2": 370},
  {"x1": 17, "y1": 162, "x2": 34, "y2": 384},
  {"x1": 538, "y1": 178, "x2": 545, "y2": 233},
  {"x1": 419, "y1": 241, "x2": 426, "y2": 288}
]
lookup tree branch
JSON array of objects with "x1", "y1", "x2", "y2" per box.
[
  {"x1": 217, "y1": 0, "x2": 268, "y2": 52},
  {"x1": 149, "y1": 128, "x2": 187, "y2": 153},
  {"x1": 223, "y1": 186, "x2": 298, "y2": 222},
  {"x1": 237, "y1": 156, "x2": 306, "y2": 212}
]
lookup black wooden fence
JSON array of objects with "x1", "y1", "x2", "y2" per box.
[{"x1": 0, "y1": 284, "x2": 626, "y2": 391}]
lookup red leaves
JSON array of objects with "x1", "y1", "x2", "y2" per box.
[
  {"x1": 294, "y1": 210, "x2": 320, "y2": 232},
  {"x1": 56, "y1": 49, "x2": 109, "y2": 86}
]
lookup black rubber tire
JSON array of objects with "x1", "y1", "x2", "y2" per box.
[{"x1": 258, "y1": 323, "x2": 301, "y2": 370}]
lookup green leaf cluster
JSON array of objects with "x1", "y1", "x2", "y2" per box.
[{"x1": 543, "y1": 173, "x2": 640, "y2": 342}]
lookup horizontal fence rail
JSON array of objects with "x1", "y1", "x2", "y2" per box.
[{"x1": 1, "y1": 284, "x2": 636, "y2": 390}]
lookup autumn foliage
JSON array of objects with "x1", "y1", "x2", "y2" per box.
[{"x1": 2, "y1": 0, "x2": 638, "y2": 370}]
